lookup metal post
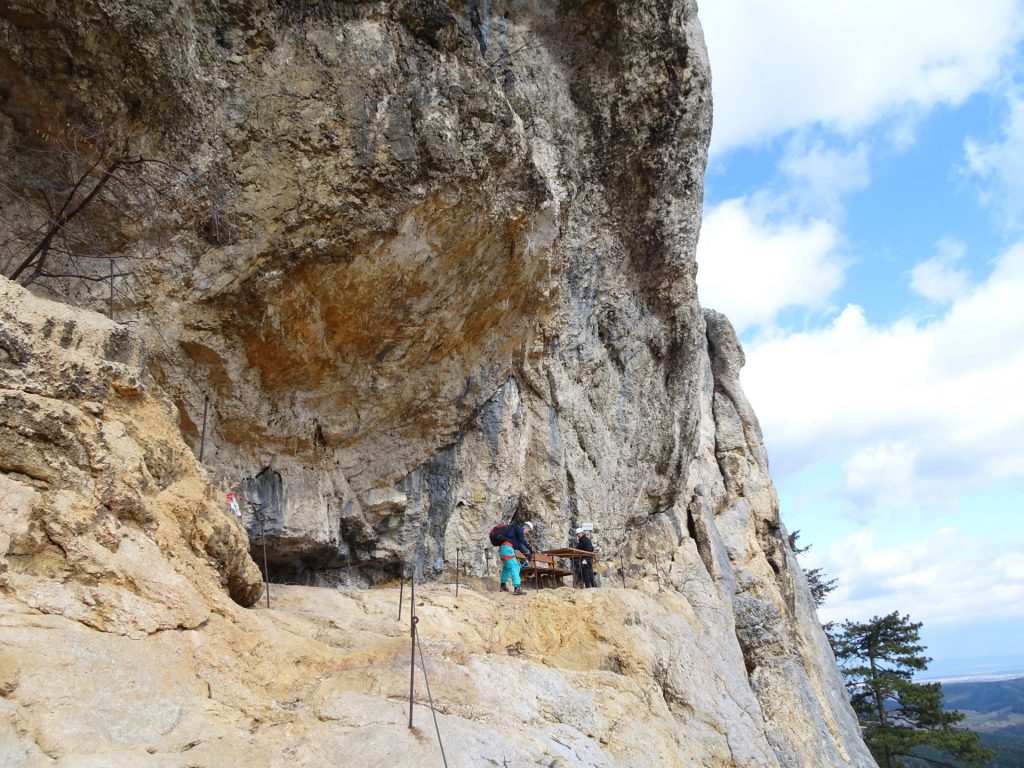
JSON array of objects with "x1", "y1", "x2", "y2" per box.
[
  {"x1": 199, "y1": 394, "x2": 209, "y2": 462},
  {"x1": 408, "y1": 575, "x2": 416, "y2": 729},
  {"x1": 250, "y1": 502, "x2": 270, "y2": 609},
  {"x1": 398, "y1": 575, "x2": 404, "y2": 621},
  {"x1": 620, "y1": 554, "x2": 627, "y2": 588},
  {"x1": 455, "y1": 548, "x2": 460, "y2": 598},
  {"x1": 261, "y1": 518, "x2": 270, "y2": 609},
  {"x1": 108, "y1": 259, "x2": 114, "y2": 319}
]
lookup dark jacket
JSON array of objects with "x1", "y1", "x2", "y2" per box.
[
  {"x1": 502, "y1": 523, "x2": 533, "y2": 556},
  {"x1": 577, "y1": 536, "x2": 593, "y2": 565}
]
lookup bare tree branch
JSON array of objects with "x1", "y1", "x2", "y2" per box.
[{"x1": 2, "y1": 121, "x2": 214, "y2": 307}]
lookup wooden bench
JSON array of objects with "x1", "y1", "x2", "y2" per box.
[
  {"x1": 520, "y1": 553, "x2": 573, "y2": 589},
  {"x1": 538, "y1": 548, "x2": 600, "y2": 588}
]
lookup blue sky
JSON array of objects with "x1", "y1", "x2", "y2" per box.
[{"x1": 695, "y1": 0, "x2": 1024, "y2": 671}]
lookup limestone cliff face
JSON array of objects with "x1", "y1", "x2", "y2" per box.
[
  {"x1": 0, "y1": 279, "x2": 263, "y2": 627},
  {"x1": 3, "y1": 0, "x2": 711, "y2": 580},
  {"x1": 0, "y1": 1, "x2": 876, "y2": 766}
]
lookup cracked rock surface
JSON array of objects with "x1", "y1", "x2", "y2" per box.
[
  {"x1": 1, "y1": 1, "x2": 876, "y2": 765},
  {"x1": 0, "y1": 279, "x2": 263, "y2": 630}
]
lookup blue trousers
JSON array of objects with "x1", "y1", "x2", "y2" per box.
[{"x1": 499, "y1": 545, "x2": 521, "y2": 587}]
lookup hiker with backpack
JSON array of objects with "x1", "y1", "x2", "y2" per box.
[{"x1": 489, "y1": 520, "x2": 534, "y2": 596}]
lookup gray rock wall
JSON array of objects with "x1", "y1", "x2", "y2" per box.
[{"x1": 0, "y1": 1, "x2": 877, "y2": 765}]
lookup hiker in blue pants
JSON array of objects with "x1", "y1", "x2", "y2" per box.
[{"x1": 499, "y1": 521, "x2": 534, "y2": 596}]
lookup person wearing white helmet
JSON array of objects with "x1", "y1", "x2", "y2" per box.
[
  {"x1": 574, "y1": 527, "x2": 596, "y2": 588},
  {"x1": 498, "y1": 520, "x2": 534, "y2": 596}
]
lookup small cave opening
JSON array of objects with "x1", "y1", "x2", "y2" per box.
[{"x1": 247, "y1": 529, "x2": 410, "y2": 589}]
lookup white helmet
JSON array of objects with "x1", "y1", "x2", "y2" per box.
[{"x1": 524, "y1": 521, "x2": 534, "y2": 530}]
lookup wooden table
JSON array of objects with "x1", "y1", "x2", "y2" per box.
[
  {"x1": 538, "y1": 547, "x2": 599, "y2": 588},
  {"x1": 519, "y1": 552, "x2": 573, "y2": 590}
]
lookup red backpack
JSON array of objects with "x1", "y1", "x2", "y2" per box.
[{"x1": 488, "y1": 524, "x2": 510, "y2": 546}]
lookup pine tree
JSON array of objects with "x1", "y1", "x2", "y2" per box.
[
  {"x1": 787, "y1": 530, "x2": 837, "y2": 608},
  {"x1": 833, "y1": 612, "x2": 994, "y2": 768}
]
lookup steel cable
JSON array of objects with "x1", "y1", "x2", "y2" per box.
[{"x1": 415, "y1": 626, "x2": 450, "y2": 768}]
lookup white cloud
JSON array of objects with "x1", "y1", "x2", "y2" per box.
[
  {"x1": 814, "y1": 528, "x2": 1024, "y2": 627},
  {"x1": 909, "y1": 237, "x2": 969, "y2": 303},
  {"x1": 742, "y1": 242, "x2": 1024, "y2": 503},
  {"x1": 701, "y1": 0, "x2": 1024, "y2": 154},
  {"x1": 842, "y1": 441, "x2": 918, "y2": 510},
  {"x1": 696, "y1": 197, "x2": 845, "y2": 331},
  {"x1": 779, "y1": 138, "x2": 871, "y2": 217},
  {"x1": 965, "y1": 93, "x2": 1024, "y2": 229},
  {"x1": 1002, "y1": 553, "x2": 1024, "y2": 580}
]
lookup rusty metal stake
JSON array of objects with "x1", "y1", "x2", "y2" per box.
[
  {"x1": 250, "y1": 502, "x2": 270, "y2": 609},
  {"x1": 620, "y1": 554, "x2": 627, "y2": 588},
  {"x1": 408, "y1": 575, "x2": 416, "y2": 729},
  {"x1": 108, "y1": 259, "x2": 114, "y2": 319},
  {"x1": 398, "y1": 575, "x2": 404, "y2": 621},
  {"x1": 455, "y1": 547, "x2": 460, "y2": 598},
  {"x1": 261, "y1": 527, "x2": 270, "y2": 608},
  {"x1": 199, "y1": 394, "x2": 209, "y2": 462}
]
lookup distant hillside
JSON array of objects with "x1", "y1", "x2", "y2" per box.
[
  {"x1": 942, "y1": 677, "x2": 1024, "y2": 717},
  {"x1": 940, "y1": 677, "x2": 1024, "y2": 767}
]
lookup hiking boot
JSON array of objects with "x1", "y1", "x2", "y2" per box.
[
  {"x1": 513, "y1": 586, "x2": 526, "y2": 596},
  {"x1": 500, "y1": 583, "x2": 508, "y2": 592}
]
